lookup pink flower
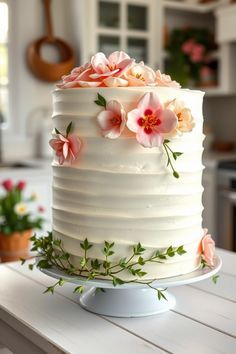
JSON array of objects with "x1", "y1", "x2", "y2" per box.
[
  {"x1": 156, "y1": 70, "x2": 181, "y2": 88},
  {"x1": 2, "y1": 179, "x2": 13, "y2": 191},
  {"x1": 17, "y1": 181, "x2": 26, "y2": 191},
  {"x1": 57, "y1": 63, "x2": 102, "y2": 89},
  {"x1": 127, "y1": 92, "x2": 177, "y2": 148},
  {"x1": 125, "y1": 62, "x2": 156, "y2": 86},
  {"x1": 91, "y1": 51, "x2": 133, "y2": 80},
  {"x1": 49, "y1": 134, "x2": 82, "y2": 165},
  {"x1": 201, "y1": 229, "x2": 215, "y2": 266},
  {"x1": 97, "y1": 100, "x2": 126, "y2": 139},
  {"x1": 190, "y1": 44, "x2": 205, "y2": 63},
  {"x1": 38, "y1": 206, "x2": 45, "y2": 213},
  {"x1": 200, "y1": 65, "x2": 212, "y2": 78},
  {"x1": 182, "y1": 39, "x2": 196, "y2": 55}
]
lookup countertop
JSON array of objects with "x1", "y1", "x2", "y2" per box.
[{"x1": 0, "y1": 248, "x2": 235, "y2": 354}]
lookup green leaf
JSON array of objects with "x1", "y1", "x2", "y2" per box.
[
  {"x1": 80, "y1": 257, "x2": 87, "y2": 267},
  {"x1": 55, "y1": 128, "x2": 61, "y2": 135},
  {"x1": 157, "y1": 289, "x2": 167, "y2": 301},
  {"x1": 58, "y1": 278, "x2": 65, "y2": 286},
  {"x1": 53, "y1": 239, "x2": 62, "y2": 247},
  {"x1": 158, "y1": 254, "x2": 167, "y2": 260},
  {"x1": 112, "y1": 277, "x2": 125, "y2": 286},
  {"x1": 177, "y1": 245, "x2": 186, "y2": 256},
  {"x1": 173, "y1": 171, "x2": 179, "y2": 179},
  {"x1": 28, "y1": 264, "x2": 34, "y2": 271},
  {"x1": 37, "y1": 259, "x2": 52, "y2": 269},
  {"x1": 94, "y1": 93, "x2": 107, "y2": 108},
  {"x1": 133, "y1": 242, "x2": 146, "y2": 255},
  {"x1": 80, "y1": 238, "x2": 93, "y2": 251},
  {"x1": 66, "y1": 121, "x2": 73, "y2": 136},
  {"x1": 44, "y1": 286, "x2": 54, "y2": 294},
  {"x1": 73, "y1": 286, "x2": 84, "y2": 294},
  {"x1": 20, "y1": 258, "x2": 26, "y2": 265},
  {"x1": 138, "y1": 256, "x2": 145, "y2": 266},
  {"x1": 212, "y1": 275, "x2": 219, "y2": 284},
  {"x1": 163, "y1": 139, "x2": 170, "y2": 144},
  {"x1": 119, "y1": 257, "x2": 127, "y2": 268},
  {"x1": 174, "y1": 152, "x2": 183, "y2": 157},
  {"x1": 91, "y1": 259, "x2": 101, "y2": 270}
]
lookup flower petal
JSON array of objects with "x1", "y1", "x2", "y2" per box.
[
  {"x1": 158, "y1": 109, "x2": 177, "y2": 133},
  {"x1": 89, "y1": 68, "x2": 120, "y2": 79},
  {"x1": 108, "y1": 51, "x2": 131, "y2": 64},
  {"x1": 106, "y1": 100, "x2": 123, "y2": 116},
  {"x1": 97, "y1": 110, "x2": 115, "y2": 131},
  {"x1": 136, "y1": 129, "x2": 164, "y2": 148},
  {"x1": 63, "y1": 142, "x2": 69, "y2": 159},
  {"x1": 78, "y1": 80, "x2": 102, "y2": 87},
  {"x1": 137, "y1": 92, "x2": 162, "y2": 114},
  {"x1": 103, "y1": 76, "x2": 128, "y2": 87},
  {"x1": 127, "y1": 108, "x2": 142, "y2": 133},
  {"x1": 68, "y1": 134, "x2": 82, "y2": 156},
  {"x1": 126, "y1": 75, "x2": 146, "y2": 86},
  {"x1": 91, "y1": 52, "x2": 110, "y2": 73}
]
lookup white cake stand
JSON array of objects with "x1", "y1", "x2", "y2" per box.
[{"x1": 41, "y1": 255, "x2": 221, "y2": 318}]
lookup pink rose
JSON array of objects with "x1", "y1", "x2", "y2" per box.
[
  {"x1": 190, "y1": 44, "x2": 205, "y2": 63},
  {"x1": 2, "y1": 179, "x2": 14, "y2": 191},
  {"x1": 38, "y1": 206, "x2": 45, "y2": 213},
  {"x1": 49, "y1": 133, "x2": 82, "y2": 165},
  {"x1": 201, "y1": 229, "x2": 215, "y2": 266},
  {"x1": 127, "y1": 92, "x2": 177, "y2": 148},
  {"x1": 17, "y1": 181, "x2": 26, "y2": 191},
  {"x1": 97, "y1": 100, "x2": 126, "y2": 139},
  {"x1": 182, "y1": 39, "x2": 196, "y2": 55},
  {"x1": 156, "y1": 70, "x2": 181, "y2": 88}
]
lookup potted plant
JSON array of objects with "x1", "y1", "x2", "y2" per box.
[
  {"x1": 0, "y1": 179, "x2": 44, "y2": 262},
  {"x1": 166, "y1": 27, "x2": 217, "y2": 87}
]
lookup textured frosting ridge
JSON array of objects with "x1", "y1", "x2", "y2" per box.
[{"x1": 51, "y1": 86, "x2": 205, "y2": 279}]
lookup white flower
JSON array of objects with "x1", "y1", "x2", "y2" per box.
[{"x1": 14, "y1": 203, "x2": 28, "y2": 216}]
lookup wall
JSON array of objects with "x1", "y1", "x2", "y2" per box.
[{"x1": 3, "y1": 0, "x2": 77, "y2": 160}]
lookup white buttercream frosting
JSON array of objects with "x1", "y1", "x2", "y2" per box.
[{"x1": 51, "y1": 86, "x2": 205, "y2": 280}]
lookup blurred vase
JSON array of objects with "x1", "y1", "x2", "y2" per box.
[{"x1": 0, "y1": 229, "x2": 32, "y2": 262}]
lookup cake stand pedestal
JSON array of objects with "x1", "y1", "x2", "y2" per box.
[{"x1": 41, "y1": 255, "x2": 221, "y2": 318}]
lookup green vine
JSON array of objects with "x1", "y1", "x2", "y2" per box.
[
  {"x1": 21, "y1": 232, "x2": 187, "y2": 300},
  {"x1": 163, "y1": 139, "x2": 183, "y2": 178},
  {"x1": 200, "y1": 254, "x2": 220, "y2": 284}
]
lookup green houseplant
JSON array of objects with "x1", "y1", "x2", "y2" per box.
[{"x1": 0, "y1": 179, "x2": 44, "y2": 262}]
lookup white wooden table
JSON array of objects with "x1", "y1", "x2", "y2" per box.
[{"x1": 0, "y1": 248, "x2": 235, "y2": 354}]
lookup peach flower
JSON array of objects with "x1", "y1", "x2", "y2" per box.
[
  {"x1": 201, "y1": 229, "x2": 215, "y2": 266},
  {"x1": 165, "y1": 99, "x2": 195, "y2": 135},
  {"x1": 49, "y1": 133, "x2": 81, "y2": 165},
  {"x1": 156, "y1": 70, "x2": 181, "y2": 88},
  {"x1": 127, "y1": 92, "x2": 177, "y2": 148},
  {"x1": 125, "y1": 62, "x2": 156, "y2": 86},
  {"x1": 57, "y1": 63, "x2": 102, "y2": 88},
  {"x1": 97, "y1": 100, "x2": 126, "y2": 139}
]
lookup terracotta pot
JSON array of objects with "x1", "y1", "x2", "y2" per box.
[{"x1": 0, "y1": 230, "x2": 32, "y2": 263}]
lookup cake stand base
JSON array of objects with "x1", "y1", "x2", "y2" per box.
[
  {"x1": 80, "y1": 287, "x2": 176, "y2": 317},
  {"x1": 41, "y1": 255, "x2": 221, "y2": 318}
]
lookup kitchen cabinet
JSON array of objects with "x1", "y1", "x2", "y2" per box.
[{"x1": 74, "y1": 0, "x2": 160, "y2": 68}]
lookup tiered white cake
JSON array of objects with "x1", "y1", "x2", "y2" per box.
[{"x1": 51, "y1": 85, "x2": 205, "y2": 280}]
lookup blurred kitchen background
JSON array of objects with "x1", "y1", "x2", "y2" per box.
[{"x1": 1, "y1": 0, "x2": 236, "y2": 252}]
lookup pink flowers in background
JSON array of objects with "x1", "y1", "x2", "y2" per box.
[
  {"x1": 182, "y1": 39, "x2": 205, "y2": 63},
  {"x1": 201, "y1": 229, "x2": 215, "y2": 266},
  {"x1": 2, "y1": 179, "x2": 14, "y2": 192},
  {"x1": 97, "y1": 98, "x2": 126, "y2": 139},
  {"x1": 127, "y1": 92, "x2": 177, "y2": 148},
  {"x1": 57, "y1": 51, "x2": 180, "y2": 89},
  {"x1": 49, "y1": 122, "x2": 82, "y2": 165}
]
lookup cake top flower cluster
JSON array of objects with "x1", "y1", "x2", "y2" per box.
[{"x1": 57, "y1": 51, "x2": 180, "y2": 89}]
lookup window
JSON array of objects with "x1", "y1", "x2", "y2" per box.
[{"x1": 0, "y1": 1, "x2": 9, "y2": 127}]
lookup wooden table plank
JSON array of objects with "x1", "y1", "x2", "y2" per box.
[
  {"x1": 0, "y1": 266, "x2": 165, "y2": 354},
  {"x1": 6, "y1": 261, "x2": 236, "y2": 354}
]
